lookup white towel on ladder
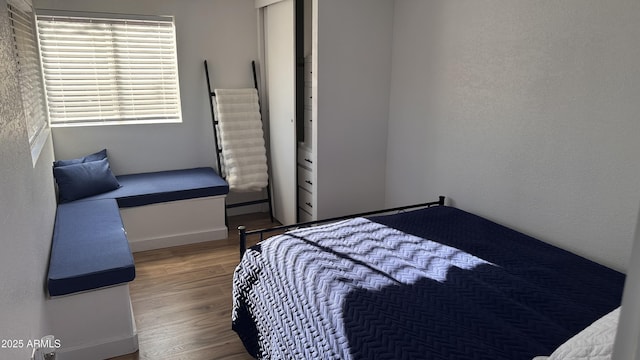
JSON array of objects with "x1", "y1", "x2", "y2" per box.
[{"x1": 214, "y1": 88, "x2": 268, "y2": 192}]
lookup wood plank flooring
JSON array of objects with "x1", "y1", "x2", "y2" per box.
[{"x1": 110, "y1": 212, "x2": 278, "y2": 360}]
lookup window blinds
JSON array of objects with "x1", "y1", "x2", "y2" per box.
[
  {"x1": 36, "y1": 11, "x2": 182, "y2": 126},
  {"x1": 8, "y1": 0, "x2": 48, "y2": 143}
]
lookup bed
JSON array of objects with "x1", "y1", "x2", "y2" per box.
[{"x1": 232, "y1": 198, "x2": 625, "y2": 359}]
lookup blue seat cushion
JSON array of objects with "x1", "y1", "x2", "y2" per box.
[
  {"x1": 81, "y1": 167, "x2": 229, "y2": 208},
  {"x1": 48, "y1": 199, "x2": 135, "y2": 296}
]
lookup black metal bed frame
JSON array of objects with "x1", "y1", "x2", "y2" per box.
[
  {"x1": 238, "y1": 196, "x2": 446, "y2": 259},
  {"x1": 204, "y1": 60, "x2": 274, "y2": 224}
]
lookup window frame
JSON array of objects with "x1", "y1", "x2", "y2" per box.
[
  {"x1": 35, "y1": 9, "x2": 183, "y2": 127},
  {"x1": 7, "y1": 0, "x2": 50, "y2": 164}
]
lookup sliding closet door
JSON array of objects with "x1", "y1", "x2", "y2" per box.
[{"x1": 264, "y1": 0, "x2": 297, "y2": 225}]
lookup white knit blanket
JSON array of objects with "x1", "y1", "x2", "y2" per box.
[{"x1": 214, "y1": 88, "x2": 268, "y2": 192}]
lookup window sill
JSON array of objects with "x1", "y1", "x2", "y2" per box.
[
  {"x1": 30, "y1": 127, "x2": 51, "y2": 167},
  {"x1": 50, "y1": 119, "x2": 182, "y2": 128}
]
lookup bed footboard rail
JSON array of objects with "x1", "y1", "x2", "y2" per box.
[{"x1": 238, "y1": 196, "x2": 445, "y2": 259}]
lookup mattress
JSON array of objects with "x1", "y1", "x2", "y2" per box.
[{"x1": 232, "y1": 206, "x2": 624, "y2": 359}]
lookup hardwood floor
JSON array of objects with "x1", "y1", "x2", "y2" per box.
[{"x1": 110, "y1": 212, "x2": 278, "y2": 360}]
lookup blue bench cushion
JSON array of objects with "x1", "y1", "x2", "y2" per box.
[
  {"x1": 81, "y1": 167, "x2": 229, "y2": 208},
  {"x1": 48, "y1": 199, "x2": 135, "y2": 296}
]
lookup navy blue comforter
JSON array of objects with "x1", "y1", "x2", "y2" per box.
[{"x1": 232, "y1": 206, "x2": 624, "y2": 359}]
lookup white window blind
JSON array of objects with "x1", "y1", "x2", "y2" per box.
[
  {"x1": 8, "y1": 0, "x2": 48, "y2": 145},
  {"x1": 36, "y1": 11, "x2": 182, "y2": 126}
]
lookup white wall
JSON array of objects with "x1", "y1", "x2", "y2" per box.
[
  {"x1": 0, "y1": 0, "x2": 57, "y2": 357},
  {"x1": 35, "y1": 0, "x2": 259, "y2": 176},
  {"x1": 314, "y1": 0, "x2": 394, "y2": 218},
  {"x1": 386, "y1": 0, "x2": 640, "y2": 271},
  {"x1": 613, "y1": 204, "x2": 640, "y2": 359}
]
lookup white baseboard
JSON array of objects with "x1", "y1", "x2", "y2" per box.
[
  {"x1": 56, "y1": 333, "x2": 138, "y2": 360},
  {"x1": 128, "y1": 227, "x2": 228, "y2": 252}
]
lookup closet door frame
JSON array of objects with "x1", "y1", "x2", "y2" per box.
[{"x1": 256, "y1": 0, "x2": 298, "y2": 225}]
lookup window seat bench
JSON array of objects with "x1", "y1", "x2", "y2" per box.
[
  {"x1": 47, "y1": 166, "x2": 229, "y2": 359},
  {"x1": 82, "y1": 167, "x2": 230, "y2": 252}
]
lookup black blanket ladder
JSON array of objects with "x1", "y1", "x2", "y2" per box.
[{"x1": 204, "y1": 60, "x2": 274, "y2": 225}]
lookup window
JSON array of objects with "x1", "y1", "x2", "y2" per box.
[
  {"x1": 36, "y1": 10, "x2": 182, "y2": 126},
  {"x1": 7, "y1": 0, "x2": 49, "y2": 161}
]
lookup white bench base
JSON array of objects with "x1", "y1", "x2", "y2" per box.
[
  {"x1": 48, "y1": 284, "x2": 138, "y2": 360},
  {"x1": 119, "y1": 195, "x2": 228, "y2": 252}
]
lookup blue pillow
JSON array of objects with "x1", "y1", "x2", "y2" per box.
[
  {"x1": 53, "y1": 158, "x2": 120, "y2": 203},
  {"x1": 53, "y1": 149, "x2": 107, "y2": 167}
]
